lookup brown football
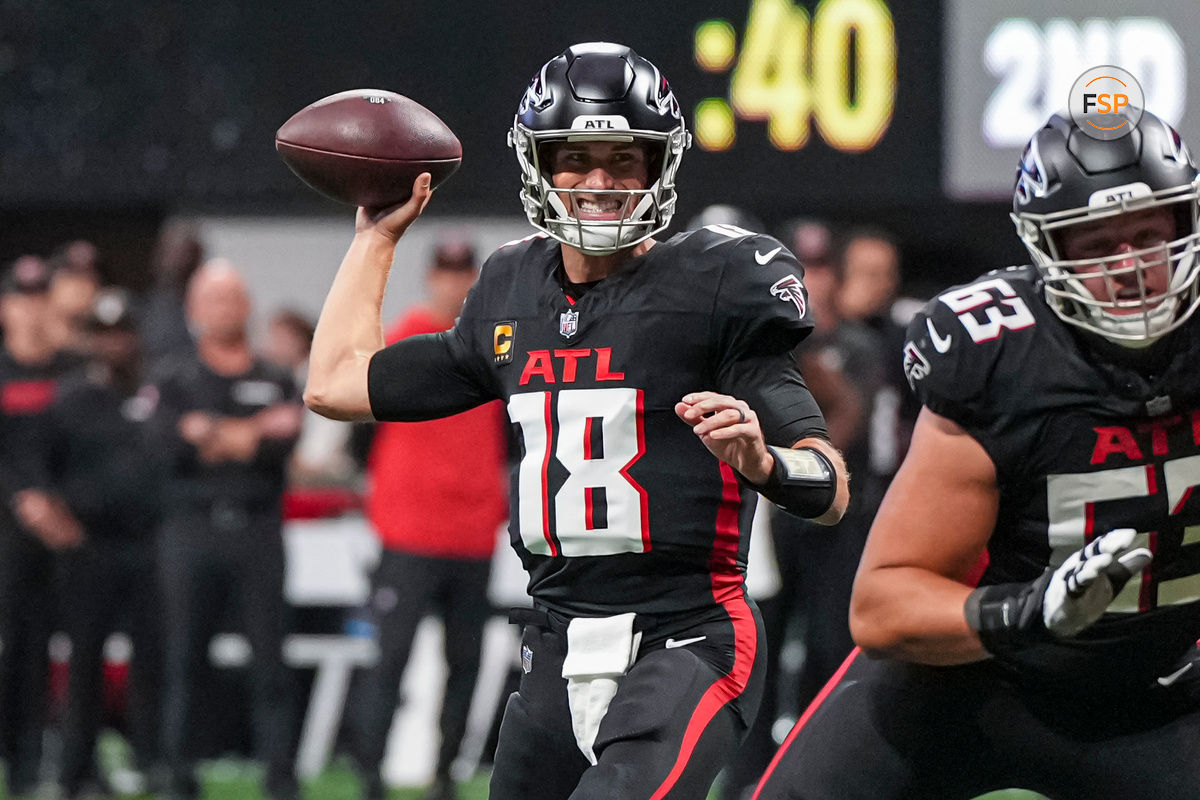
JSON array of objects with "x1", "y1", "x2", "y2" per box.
[{"x1": 275, "y1": 89, "x2": 462, "y2": 208}]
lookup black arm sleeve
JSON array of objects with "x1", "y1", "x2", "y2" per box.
[
  {"x1": 722, "y1": 351, "x2": 829, "y2": 447},
  {"x1": 367, "y1": 329, "x2": 495, "y2": 422},
  {"x1": 707, "y1": 232, "x2": 825, "y2": 446}
]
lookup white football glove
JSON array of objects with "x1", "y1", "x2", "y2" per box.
[{"x1": 1041, "y1": 528, "x2": 1152, "y2": 637}]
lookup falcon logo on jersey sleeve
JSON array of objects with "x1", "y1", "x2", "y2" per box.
[
  {"x1": 903, "y1": 340, "x2": 931, "y2": 389},
  {"x1": 770, "y1": 274, "x2": 806, "y2": 318}
]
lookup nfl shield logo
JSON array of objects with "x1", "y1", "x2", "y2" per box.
[
  {"x1": 559, "y1": 309, "x2": 579, "y2": 338},
  {"x1": 521, "y1": 644, "x2": 533, "y2": 674}
]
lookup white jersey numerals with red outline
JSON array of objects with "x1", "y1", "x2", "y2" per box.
[
  {"x1": 508, "y1": 388, "x2": 649, "y2": 557},
  {"x1": 1047, "y1": 456, "x2": 1200, "y2": 611},
  {"x1": 938, "y1": 277, "x2": 1035, "y2": 344}
]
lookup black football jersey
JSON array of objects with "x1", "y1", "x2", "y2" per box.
[
  {"x1": 370, "y1": 228, "x2": 823, "y2": 616},
  {"x1": 904, "y1": 264, "x2": 1200, "y2": 687},
  {"x1": 0, "y1": 349, "x2": 83, "y2": 504},
  {"x1": 39, "y1": 369, "x2": 165, "y2": 539},
  {"x1": 151, "y1": 354, "x2": 300, "y2": 510}
]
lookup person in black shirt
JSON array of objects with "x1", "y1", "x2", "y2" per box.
[
  {"x1": 754, "y1": 110, "x2": 1200, "y2": 800},
  {"x1": 306, "y1": 43, "x2": 849, "y2": 800},
  {"x1": 152, "y1": 260, "x2": 303, "y2": 800},
  {"x1": 0, "y1": 255, "x2": 83, "y2": 795},
  {"x1": 16, "y1": 289, "x2": 163, "y2": 798}
]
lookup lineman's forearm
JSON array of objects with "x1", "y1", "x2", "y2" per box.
[{"x1": 850, "y1": 566, "x2": 990, "y2": 666}]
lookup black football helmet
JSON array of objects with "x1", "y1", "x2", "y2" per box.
[
  {"x1": 508, "y1": 42, "x2": 691, "y2": 255},
  {"x1": 1011, "y1": 109, "x2": 1200, "y2": 346}
]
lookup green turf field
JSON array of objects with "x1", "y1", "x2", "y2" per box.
[
  {"x1": 0, "y1": 733, "x2": 1049, "y2": 799},
  {"x1": 0, "y1": 762, "x2": 1051, "y2": 800}
]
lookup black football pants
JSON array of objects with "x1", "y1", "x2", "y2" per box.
[
  {"x1": 57, "y1": 537, "x2": 161, "y2": 790},
  {"x1": 490, "y1": 595, "x2": 766, "y2": 800},
  {"x1": 723, "y1": 505, "x2": 868, "y2": 800},
  {"x1": 0, "y1": 530, "x2": 55, "y2": 792},
  {"x1": 754, "y1": 649, "x2": 1200, "y2": 800},
  {"x1": 157, "y1": 509, "x2": 296, "y2": 793}
]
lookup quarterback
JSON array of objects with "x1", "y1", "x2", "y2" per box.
[{"x1": 306, "y1": 43, "x2": 848, "y2": 800}]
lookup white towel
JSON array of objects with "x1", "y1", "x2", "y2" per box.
[{"x1": 561, "y1": 613, "x2": 642, "y2": 765}]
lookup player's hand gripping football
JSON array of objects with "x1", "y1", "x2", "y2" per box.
[
  {"x1": 1041, "y1": 528, "x2": 1152, "y2": 637},
  {"x1": 675, "y1": 391, "x2": 773, "y2": 484},
  {"x1": 355, "y1": 172, "x2": 434, "y2": 244}
]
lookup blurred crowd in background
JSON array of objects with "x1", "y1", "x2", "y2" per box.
[{"x1": 0, "y1": 206, "x2": 925, "y2": 800}]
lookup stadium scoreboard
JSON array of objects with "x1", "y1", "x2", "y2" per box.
[
  {"x1": 943, "y1": 0, "x2": 1200, "y2": 200},
  {"x1": 2, "y1": 0, "x2": 1195, "y2": 213}
]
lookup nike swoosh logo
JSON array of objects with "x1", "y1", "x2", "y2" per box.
[
  {"x1": 754, "y1": 246, "x2": 782, "y2": 265},
  {"x1": 664, "y1": 635, "x2": 707, "y2": 649},
  {"x1": 926, "y1": 318, "x2": 952, "y2": 354},
  {"x1": 1157, "y1": 662, "x2": 1192, "y2": 686}
]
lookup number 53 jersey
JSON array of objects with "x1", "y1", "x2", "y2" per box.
[
  {"x1": 369, "y1": 228, "x2": 823, "y2": 617},
  {"x1": 904, "y1": 265, "x2": 1200, "y2": 688}
]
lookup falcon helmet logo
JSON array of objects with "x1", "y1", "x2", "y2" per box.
[
  {"x1": 559, "y1": 309, "x2": 579, "y2": 338},
  {"x1": 902, "y1": 341, "x2": 931, "y2": 389},
  {"x1": 518, "y1": 63, "x2": 551, "y2": 115},
  {"x1": 770, "y1": 274, "x2": 807, "y2": 318}
]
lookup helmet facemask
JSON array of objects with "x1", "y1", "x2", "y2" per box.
[
  {"x1": 509, "y1": 124, "x2": 688, "y2": 255},
  {"x1": 1014, "y1": 183, "x2": 1200, "y2": 346},
  {"x1": 508, "y1": 43, "x2": 691, "y2": 256}
]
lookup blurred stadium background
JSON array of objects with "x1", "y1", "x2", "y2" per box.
[{"x1": 0, "y1": 1, "x2": 1193, "y2": 798}]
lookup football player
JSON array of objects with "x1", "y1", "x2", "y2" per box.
[
  {"x1": 306, "y1": 42, "x2": 848, "y2": 800},
  {"x1": 753, "y1": 109, "x2": 1200, "y2": 800}
]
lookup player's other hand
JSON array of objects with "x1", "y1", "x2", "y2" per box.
[
  {"x1": 355, "y1": 172, "x2": 434, "y2": 243},
  {"x1": 676, "y1": 391, "x2": 773, "y2": 483},
  {"x1": 1042, "y1": 528, "x2": 1152, "y2": 637}
]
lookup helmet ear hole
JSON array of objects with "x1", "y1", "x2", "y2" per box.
[
  {"x1": 1172, "y1": 202, "x2": 1193, "y2": 241},
  {"x1": 536, "y1": 142, "x2": 559, "y2": 179},
  {"x1": 646, "y1": 145, "x2": 665, "y2": 185}
]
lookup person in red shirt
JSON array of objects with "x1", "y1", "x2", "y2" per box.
[{"x1": 350, "y1": 237, "x2": 508, "y2": 800}]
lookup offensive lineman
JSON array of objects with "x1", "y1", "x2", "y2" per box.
[
  {"x1": 755, "y1": 110, "x2": 1200, "y2": 799},
  {"x1": 306, "y1": 43, "x2": 848, "y2": 800}
]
